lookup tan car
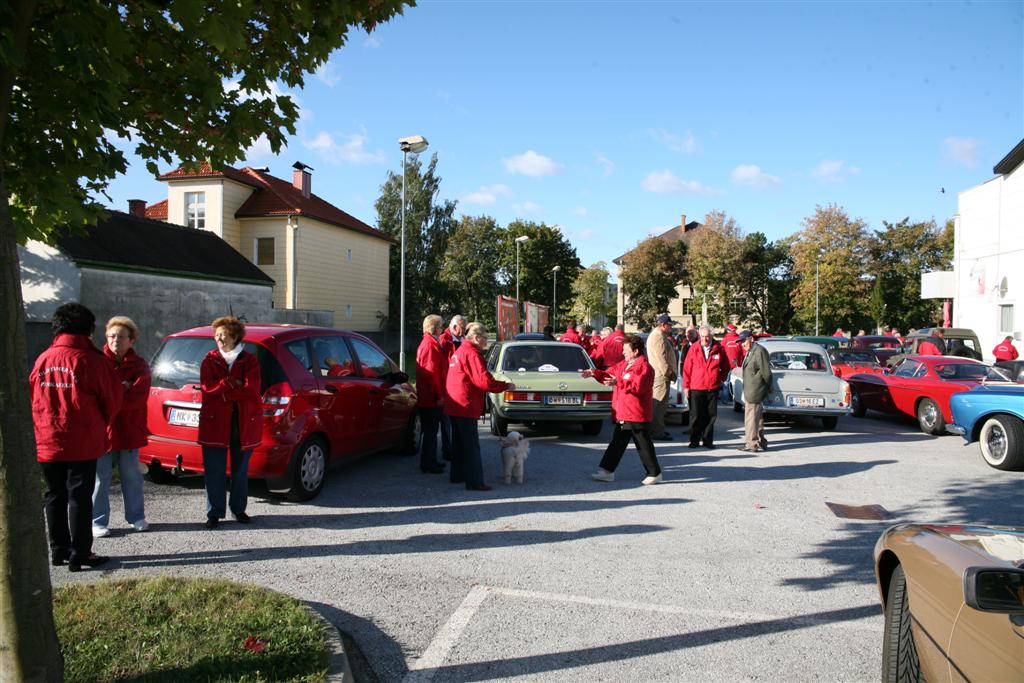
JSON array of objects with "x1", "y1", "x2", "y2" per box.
[{"x1": 874, "y1": 524, "x2": 1024, "y2": 681}]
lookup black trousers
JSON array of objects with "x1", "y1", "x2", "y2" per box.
[
  {"x1": 449, "y1": 416, "x2": 485, "y2": 488},
  {"x1": 599, "y1": 422, "x2": 661, "y2": 477},
  {"x1": 689, "y1": 389, "x2": 720, "y2": 446},
  {"x1": 41, "y1": 459, "x2": 97, "y2": 562},
  {"x1": 418, "y1": 406, "x2": 442, "y2": 469},
  {"x1": 440, "y1": 413, "x2": 453, "y2": 460}
]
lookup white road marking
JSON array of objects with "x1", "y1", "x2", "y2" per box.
[{"x1": 403, "y1": 584, "x2": 491, "y2": 683}]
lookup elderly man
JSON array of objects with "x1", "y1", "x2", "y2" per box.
[
  {"x1": 918, "y1": 328, "x2": 946, "y2": 356},
  {"x1": 646, "y1": 314, "x2": 679, "y2": 440},
  {"x1": 738, "y1": 330, "x2": 772, "y2": 453},
  {"x1": 682, "y1": 325, "x2": 730, "y2": 449},
  {"x1": 438, "y1": 314, "x2": 466, "y2": 461}
]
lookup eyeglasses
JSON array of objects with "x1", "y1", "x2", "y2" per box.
[{"x1": 106, "y1": 334, "x2": 130, "y2": 340}]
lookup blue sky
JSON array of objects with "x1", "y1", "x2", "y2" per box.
[{"x1": 104, "y1": 1, "x2": 1023, "y2": 278}]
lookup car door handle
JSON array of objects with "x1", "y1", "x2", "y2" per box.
[{"x1": 324, "y1": 385, "x2": 339, "y2": 394}]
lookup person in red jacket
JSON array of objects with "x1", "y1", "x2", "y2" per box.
[
  {"x1": 721, "y1": 323, "x2": 744, "y2": 404},
  {"x1": 198, "y1": 316, "x2": 262, "y2": 529},
  {"x1": 559, "y1": 320, "x2": 582, "y2": 345},
  {"x1": 30, "y1": 303, "x2": 122, "y2": 572},
  {"x1": 683, "y1": 325, "x2": 731, "y2": 449},
  {"x1": 415, "y1": 315, "x2": 448, "y2": 475},
  {"x1": 993, "y1": 335, "x2": 1019, "y2": 361},
  {"x1": 92, "y1": 316, "x2": 151, "y2": 538},
  {"x1": 444, "y1": 322, "x2": 513, "y2": 491},
  {"x1": 582, "y1": 335, "x2": 662, "y2": 484},
  {"x1": 438, "y1": 315, "x2": 465, "y2": 461},
  {"x1": 600, "y1": 324, "x2": 627, "y2": 370},
  {"x1": 917, "y1": 329, "x2": 946, "y2": 356}
]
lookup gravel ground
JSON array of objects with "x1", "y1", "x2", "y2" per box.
[{"x1": 51, "y1": 407, "x2": 1022, "y2": 682}]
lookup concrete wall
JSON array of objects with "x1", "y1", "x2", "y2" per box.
[{"x1": 18, "y1": 240, "x2": 82, "y2": 322}]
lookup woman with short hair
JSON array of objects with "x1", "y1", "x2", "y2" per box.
[
  {"x1": 92, "y1": 316, "x2": 151, "y2": 537},
  {"x1": 198, "y1": 316, "x2": 262, "y2": 529},
  {"x1": 444, "y1": 323, "x2": 513, "y2": 491},
  {"x1": 416, "y1": 314, "x2": 447, "y2": 474}
]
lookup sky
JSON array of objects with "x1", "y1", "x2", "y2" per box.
[{"x1": 103, "y1": 1, "x2": 1023, "y2": 280}]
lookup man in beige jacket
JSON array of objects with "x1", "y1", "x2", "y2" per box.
[{"x1": 646, "y1": 314, "x2": 679, "y2": 440}]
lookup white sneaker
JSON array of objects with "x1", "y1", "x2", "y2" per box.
[
  {"x1": 591, "y1": 468, "x2": 614, "y2": 482},
  {"x1": 641, "y1": 474, "x2": 663, "y2": 485},
  {"x1": 131, "y1": 519, "x2": 150, "y2": 532},
  {"x1": 92, "y1": 525, "x2": 110, "y2": 538}
]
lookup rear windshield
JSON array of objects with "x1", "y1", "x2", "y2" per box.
[
  {"x1": 934, "y1": 363, "x2": 1007, "y2": 382},
  {"x1": 150, "y1": 337, "x2": 287, "y2": 393},
  {"x1": 769, "y1": 351, "x2": 828, "y2": 372},
  {"x1": 830, "y1": 350, "x2": 877, "y2": 364},
  {"x1": 502, "y1": 345, "x2": 592, "y2": 372}
]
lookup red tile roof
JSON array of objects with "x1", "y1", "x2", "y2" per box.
[
  {"x1": 145, "y1": 199, "x2": 168, "y2": 220},
  {"x1": 157, "y1": 164, "x2": 394, "y2": 244},
  {"x1": 613, "y1": 219, "x2": 704, "y2": 264}
]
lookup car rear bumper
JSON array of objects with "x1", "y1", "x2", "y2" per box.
[
  {"x1": 141, "y1": 435, "x2": 294, "y2": 479},
  {"x1": 496, "y1": 406, "x2": 611, "y2": 421},
  {"x1": 945, "y1": 423, "x2": 966, "y2": 436},
  {"x1": 763, "y1": 407, "x2": 852, "y2": 417}
]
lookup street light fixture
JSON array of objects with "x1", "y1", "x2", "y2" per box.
[
  {"x1": 515, "y1": 235, "x2": 530, "y2": 305},
  {"x1": 397, "y1": 135, "x2": 429, "y2": 372},
  {"x1": 552, "y1": 265, "x2": 561, "y2": 330}
]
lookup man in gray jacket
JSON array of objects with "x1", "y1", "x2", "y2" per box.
[
  {"x1": 739, "y1": 331, "x2": 772, "y2": 452},
  {"x1": 646, "y1": 314, "x2": 678, "y2": 440}
]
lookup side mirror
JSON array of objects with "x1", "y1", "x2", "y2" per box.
[
  {"x1": 388, "y1": 371, "x2": 409, "y2": 385},
  {"x1": 964, "y1": 567, "x2": 1024, "y2": 613}
]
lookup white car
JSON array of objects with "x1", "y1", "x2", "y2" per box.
[{"x1": 730, "y1": 340, "x2": 852, "y2": 430}]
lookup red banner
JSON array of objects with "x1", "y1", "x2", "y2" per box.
[{"x1": 497, "y1": 295, "x2": 519, "y2": 341}]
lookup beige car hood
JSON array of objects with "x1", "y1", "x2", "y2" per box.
[{"x1": 926, "y1": 524, "x2": 1024, "y2": 566}]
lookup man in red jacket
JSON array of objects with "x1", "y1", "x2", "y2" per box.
[
  {"x1": 415, "y1": 315, "x2": 448, "y2": 474},
  {"x1": 599, "y1": 324, "x2": 627, "y2": 369},
  {"x1": 917, "y1": 328, "x2": 946, "y2": 356},
  {"x1": 683, "y1": 325, "x2": 731, "y2": 449},
  {"x1": 559, "y1": 320, "x2": 583, "y2": 345},
  {"x1": 30, "y1": 303, "x2": 122, "y2": 572},
  {"x1": 993, "y1": 336, "x2": 1019, "y2": 361}
]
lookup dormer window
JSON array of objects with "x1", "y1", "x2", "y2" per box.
[{"x1": 185, "y1": 192, "x2": 205, "y2": 229}]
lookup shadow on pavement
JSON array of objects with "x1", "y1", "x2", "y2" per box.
[
  {"x1": 667, "y1": 459, "x2": 897, "y2": 483},
  {"x1": 308, "y1": 600, "x2": 399, "y2": 683}
]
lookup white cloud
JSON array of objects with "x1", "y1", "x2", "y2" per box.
[
  {"x1": 365, "y1": 35, "x2": 382, "y2": 48},
  {"x1": 730, "y1": 164, "x2": 781, "y2": 188},
  {"x1": 503, "y1": 150, "x2": 561, "y2": 177},
  {"x1": 573, "y1": 206, "x2": 589, "y2": 217},
  {"x1": 943, "y1": 136, "x2": 981, "y2": 168},
  {"x1": 302, "y1": 130, "x2": 385, "y2": 164},
  {"x1": 650, "y1": 128, "x2": 700, "y2": 154},
  {"x1": 244, "y1": 134, "x2": 278, "y2": 162},
  {"x1": 574, "y1": 228, "x2": 595, "y2": 240},
  {"x1": 641, "y1": 170, "x2": 720, "y2": 196},
  {"x1": 512, "y1": 201, "x2": 542, "y2": 213},
  {"x1": 595, "y1": 153, "x2": 615, "y2": 177},
  {"x1": 315, "y1": 59, "x2": 341, "y2": 87},
  {"x1": 461, "y1": 184, "x2": 512, "y2": 205},
  {"x1": 811, "y1": 159, "x2": 860, "y2": 184}
]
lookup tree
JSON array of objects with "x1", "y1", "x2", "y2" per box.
[
  {"x1": 733, "y1": 232, "x2": 795, "y2": 333},
  {"x1": 375, "y1": 153, "x2": 458, "y2": 333},
  {"x1": 618, "y1": 236, "x2": 687, "y2": 331},
  {"x1": 569, "y1": 262, "x2": 614, "y2": 329},
  {"x1": 439, "y1": 215, "x2": 502, "y2": 326},
  {"x1": 0, "y1": 2, "x2": 411, "y2": 679},
  {"x1": 789, "y1": 204, "x2": 872, "y2": 334},
  {"x1": 686, "y1": 210, "x2": 744, "y2": 327},
  {"x1": 500, "y1": 221, "x2": 581, "y2": 327}
]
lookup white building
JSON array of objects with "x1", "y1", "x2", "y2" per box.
[{"x1": 951, "y1": 138, "x2": 1023, "y2": 359}]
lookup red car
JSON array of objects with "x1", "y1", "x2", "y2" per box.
[
  {"x1": 142, "y1": 324, "x2": 419, "y2": 500},
  {"x1": 848, "y1": 335, "x2": 904, "y2": 364},
  {"x1": 848, "y1": 355, "x2": 1009, "y2": 434},
  {"x1": 827, "y1": 347, "x2": 887, "y2": 379}
]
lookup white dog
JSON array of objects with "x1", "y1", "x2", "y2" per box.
[{"x1": 500, "y1": 431, "x2": 529, "y2": 484}]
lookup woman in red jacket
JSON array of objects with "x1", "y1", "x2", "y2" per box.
[
  {"x1": 92, "y1": 316, "x2": 151, "y2": 537},
  {"x1": 582, "y1": 335, "x2": 662, "y2": 485},
  {"x1": 198, "y1": 316, "x2": 262, "y2": 529},
  {"x1": 444, "y1": 322, "x2": 513, "y2": 491},
  {"x1": 416, "y1": 315, "x2": 447, "y2": 475}
]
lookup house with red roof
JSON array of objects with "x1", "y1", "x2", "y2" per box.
[{"x1": 147, "y1": 161, "x2": 395, "y2": 330}]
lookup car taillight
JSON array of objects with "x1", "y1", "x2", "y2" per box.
[
  {"x1": 584, "y1": 392, "x2": 612, "y2": 402},
  {"x1": 262, "y1": 381, "x2": 294, "y2": 418},
  {"x1": 505, "y1": 391, "x2": 539, "y2": 402}
]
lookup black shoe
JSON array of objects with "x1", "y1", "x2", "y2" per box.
[
  {"x1": 51, "y1": 550, "x2": 71, "y2": 567},
  {"x1": 233, "y1": 512, "x2": 252, "y2": 524},
  {"x1": 688, "y1": 443, "x2": 700, "y2": 449},
  {"x1": 703, "y1": 443, "x2": 716, "y2": 450},
  {"x1": 205, "y1": 517, "x2": 219, "y2": 530},
  {"x1": 68, "y1": 554, "x2": 109, "y2": 572},
  {"x1": 422, "y1": 464, "x2": 445, "y2": 474}
]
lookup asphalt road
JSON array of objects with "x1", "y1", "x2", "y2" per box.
[{"x1": 51, "y1": 406, "x2": 1023, "y2": 682}]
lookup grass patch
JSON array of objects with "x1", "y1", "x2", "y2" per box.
[{"x1": 54, "y1": 577, "x2": 328, "y2": 682}]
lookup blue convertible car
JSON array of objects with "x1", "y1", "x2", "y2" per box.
[{"x1": 947, "y1": 384, "x2": 1024, "y2": 471}]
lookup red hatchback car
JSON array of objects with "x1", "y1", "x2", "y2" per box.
[{"x1": 141, "y1": 324, "x2": 419, "y2": 500}]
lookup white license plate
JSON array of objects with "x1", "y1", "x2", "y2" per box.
[
  {"x1": 789, "y1": 396, "x2": 825, "y2": 408},
  {"x1": 546, "y1": 394, "x2": 582, "y2": 406},
  {"x1": 168, "y1": 407, "x2": 200, "y2": 427}
]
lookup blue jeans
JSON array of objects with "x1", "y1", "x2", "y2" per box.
[
  {"x1": 450, "y1": 416, "x2": 484, "y2": 489},
  {"x1": 93, "y1": 449, "x2": 146, "y2": 527},
  {"x1": 202, "y1": 446, "x2": 251, "y2": 519}
]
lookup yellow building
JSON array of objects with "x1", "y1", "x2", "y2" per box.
[{"x1": 147, "y1": 162, "x2": 394, "y2": 330}]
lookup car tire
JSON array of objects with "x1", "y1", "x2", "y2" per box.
[
  {"x1": 490, "y1": 407, "x2": 509, "y2": 437},
  {"x1": 915, "y1": 398, "x2": 944, "y2": 435},
  {"x1": 286, "y1": 436, "x2": 328, "y2": 502},
  {"x1": 851, "y1": 388, "x2": 866, "y2": 417},
  {"x1": 145, "y1": 462, "x2": 178, "y2": 484},
  {"x1": 581, "y1": 420, "x2": 603, "y2": 436},
  {"x1": 978, "y1": 415, "x2": 1024, "y2": 471},
  {"x1": 820, "y1": 416, "x2": 838, "y2": 430},
  {"x1": 881, "y1": 565, "x2": 923, "y2": 683},
  {"x1": 401, "y1": 411, "x2": 421, "y2": 456}
]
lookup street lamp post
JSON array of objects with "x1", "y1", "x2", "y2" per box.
[
  {"x1": 515, "y1": 235, "x2": 530, "y2": 304},
  {"x1": 815, "y1": 257, "x2": 820, "y2": 336},
  {"x1": 397, "y1": 135, "x2": 429, "y2": 372},
  {"x1": 552, "y1": 265, "x2": 561, "y2": 330}
]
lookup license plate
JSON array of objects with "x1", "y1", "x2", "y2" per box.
[
  {"x1": 168, "y1": 407, "x2": 200, "y2": 427},
  {"x1": 789, "y1": 396, "x2": 825, "y2": 408},
  {"x1": 546, "y1": 394, "x2": 582, "y2": 405}
]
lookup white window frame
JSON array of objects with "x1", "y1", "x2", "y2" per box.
[
  {"x1": 999, "y1": 304, "x2": 1014, "y2": 333},
  {"x1": 184, "y1": 191, "x2": 205, "y2": 230}
]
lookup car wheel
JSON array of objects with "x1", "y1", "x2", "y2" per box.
[
  {"x1": 286, "y1": 436, "x2": 328, "y2": 502},
  {"x1": 915, "y1": 398, "x2": 944, "y2": 435},
  {"x1": 851, "y1": 388, "x2": 866, "y2": 417},
  {"x1": 401, "y1": 411, "x2": 422, "y2": 455},
  {"x1": 145, "y1": 462, "x2": 178, "y2": 484},
  {"x1": 979, "y1": 415, "x2": 1024, "y2": 471},
  {"x1": 820, "y1": 416, "x2": 838, "y2": 430},
  {"x1": 881, "y1": 565, "x2": 923, "y2": 683},
  {"x1": 581, "y1": 420, "x2": 603, "y2": 436},
  {"x1": 490, "y1": 407, "x2": 509, "y2": 437}
]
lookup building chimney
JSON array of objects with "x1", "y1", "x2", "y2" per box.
[
  {"x1": 292, "y1": 161, "x2": 313, "y2": 198},
  {"x1": 680, "y1": 214, "x2": 687, "y2": 231},
  {"x1": 128, "y1": 199, "x2": 147, "y2": 217}
]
